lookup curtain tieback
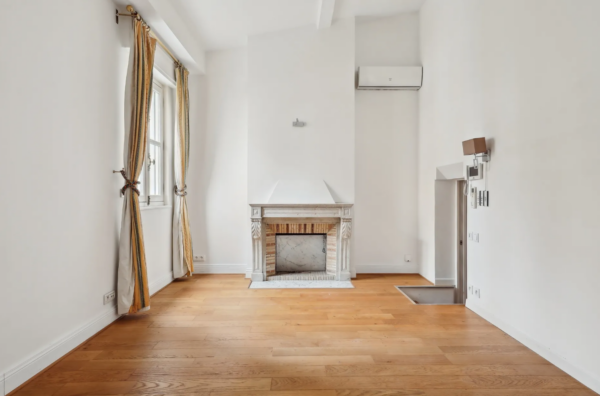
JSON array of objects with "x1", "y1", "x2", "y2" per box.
[
  {"x1": 113, "y1": 169, "x2": 140, "y2": 196},
  {"x1": 174, "y1": 185, "x2": 187, "y2": 196}
]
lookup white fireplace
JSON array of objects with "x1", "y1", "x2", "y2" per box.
[{"x1": 249, "y1": 180, "x2": 353, "y2": 282}]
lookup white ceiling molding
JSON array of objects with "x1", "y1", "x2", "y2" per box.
[
  {"x1": 115, "y1": 0, "x2": 206, "y2": 74},
  {"x1": 317, "y1": 0, "x2": 336, "y2": 29}
]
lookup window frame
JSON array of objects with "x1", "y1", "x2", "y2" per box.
[{"x1": 139, "y1": 81, "x2": 165, "y2": 206}]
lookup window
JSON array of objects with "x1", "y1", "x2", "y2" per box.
[{"x1": 139, "y1": 82, "x2": 164, "y2": 205}]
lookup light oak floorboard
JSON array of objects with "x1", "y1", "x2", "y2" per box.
[{"x1": 9, "y1": 275, "x2": 592, "y2": 396}]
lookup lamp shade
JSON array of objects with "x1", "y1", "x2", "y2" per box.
[{"x1": 462, "y1": 138, "x2": 487, "y2": 155}]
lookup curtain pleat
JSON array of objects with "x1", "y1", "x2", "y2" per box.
[
  {"x1": 117, "y1": 19, "x2": 157, "y2": 315},
  {"x1": 173, "y1": 65, "x2": 194, "y2": 278}
]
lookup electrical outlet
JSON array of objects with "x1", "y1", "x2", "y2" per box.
[
  {"x1": 103, "y1": 291, "x2": 116, "y2": 305},
  {"x1": 474, "y1": 288, "x2": 481, "y2": 298},
  {"x1": 404, "y1": 255, "x2": 411, "y2": 262},
  {"x1": 474, "y1": 233, "x2": 479, "y2": 243},
  {"x1": 193, "y1": 255, "x2": 205, "y2": 262},
  {"x1": 468, "y1": 232, "x2": 473, "y2": 240},
  {"x1": 468, "y1": 285, "x2": 473, "y2": 294}
]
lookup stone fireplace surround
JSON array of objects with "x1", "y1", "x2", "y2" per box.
[{"x1": 250, "y1": 204, "x2": 353, "y2": 281}]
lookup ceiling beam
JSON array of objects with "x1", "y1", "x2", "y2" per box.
[{"x1": 316, "y1": 0, "x2": 335, "y2": 29}]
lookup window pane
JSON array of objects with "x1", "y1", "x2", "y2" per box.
[
  {"x1": 148, "y1": 92, "x2": 156, "y2": 141},
  {"x1": 148, "y1": 143, "x2": 162, "y2": 197},
  {"x1": 154, "y1": 91, "x2": 162, "y2": 142},
  {"x1": 138, "y1": 167, "x2": 145, "y2": 199},
  {"x1": 148, "y1": 89, "x2": 162, "y2": 142}
]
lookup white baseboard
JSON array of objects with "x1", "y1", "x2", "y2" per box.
[
  {"x1": 193, "y1": 263, "x2": 247, "y2": 274},
  {"x1": 435, "y1": 278, "x2": 455, "y2": 286},
  {"x1": 2, "y1": 306, "x2": 119, "y2": 394},
  {"x1": 466, "y1": 299, "x2": 600, "y2": 394},
  {"x1": 149, "y1": 271, "x2": 174, "y2": 296},
  {"x1": 356, "y1": 264, "x2": 419, "y2": 274}
]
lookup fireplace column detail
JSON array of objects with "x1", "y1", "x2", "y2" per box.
[
  {"x1": 339, "y1": 218, "x2": 352, "y2": 281},
  {"x1": 250, "y1": 207, "x2": 264, "y2": 282}
]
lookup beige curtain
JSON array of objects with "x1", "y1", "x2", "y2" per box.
[
  {"x1": 172, "y1": 65, "x2": 194, "y2": 278},
  {"x1": 117, "y1": 18, "x2": 157, "y2": 315}
]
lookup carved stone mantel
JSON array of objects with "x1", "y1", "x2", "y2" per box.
[{"x1": 250, "y1": 203, "x2": 353, "y2": 281}]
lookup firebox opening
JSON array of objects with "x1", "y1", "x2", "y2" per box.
[{"x1": 275, "y1": 234, "x2": 327, "y2": 274}]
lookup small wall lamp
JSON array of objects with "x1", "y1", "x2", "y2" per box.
[
  {"x1": 462, "y1": 137, "x2": 491, "y2": 198},
  {"x1": 462, "y1": 137, "x2": 490, "y2": 165},
  {"x1": 292, "y1": 118, "x2": 306, "y2": 127}
]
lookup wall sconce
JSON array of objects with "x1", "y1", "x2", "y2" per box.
[
  {"x1": 462, "y1": 137, "x2": 491, "y2": 198},
  {"x1": 292, "y1": 118, "x2": 306, "y2": 127},
  {"x1": 462, "y1": 137, "x2": 490, "y2": 165}
]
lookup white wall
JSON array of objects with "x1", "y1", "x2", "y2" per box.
[
  {"x1": 419, "y1": 0, "x2": 600, "y2": 391},
  {"x1": 141, "y1": 206, "x2": 174, "y2": 292},
  {"x1": 248, "y1": 19, "x2": 355, "y2": 204},
  {"x1": 0, "y1": 0, "x2": 123, "y2": 392},
  {"x1": 0, "y1": 1, "x2": 176, "y2": 392},
  {"x1": 355, "y1": 14, "x2": 420, "y2": 66},
  {"x1": 354, "y1": 14, "x2": 420, "y2": 273},
  {"x1": 188, "y1": 49, "x2": 249, "y2": 274},
  {"x1": 189, "y1": 15, "x2": 421, "y2": 276}
]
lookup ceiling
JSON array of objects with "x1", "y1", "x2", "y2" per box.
[{"x1": 170, "y1": 0, "x2": 425, "y2": 51}]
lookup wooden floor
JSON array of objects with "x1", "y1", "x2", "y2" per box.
[{"x1": 13, "y1": 274, "x2": 594, "y2": 396}]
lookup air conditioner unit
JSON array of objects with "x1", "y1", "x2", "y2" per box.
[{"x1": 357, "y1": 66, "x2": 423, "y2": 90}]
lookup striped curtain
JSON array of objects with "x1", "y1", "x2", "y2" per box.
[
  {"x1": 172, "y1": 65, "x2": 194, "y2": 278},
  {"x1": 117, "y1": 19, "x2": 157, "y2": 315}
]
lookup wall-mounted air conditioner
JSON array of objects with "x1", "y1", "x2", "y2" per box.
[{"x1": 357, "y1": 66, "x2": 423, "y2": 90}]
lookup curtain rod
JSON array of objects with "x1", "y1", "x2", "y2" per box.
[{"x1": 117, "y1": 5, "x2": 184, "y2": 68}]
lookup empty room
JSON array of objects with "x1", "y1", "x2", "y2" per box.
[{"x1": 1, "y1": 0, "x2": 599, "y2": 395}]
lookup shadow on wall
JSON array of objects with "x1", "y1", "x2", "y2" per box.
[{"x1": 324, "y1": 181, "x2": 344, "y2": 203}]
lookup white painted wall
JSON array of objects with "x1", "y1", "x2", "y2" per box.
[
  {"x1": 355, "y1": 14, "x2": 420, "y2": 66},
  {"x1": 189, "y1": 16, "x2": 421, "y2": 276},
  {"x1": 354, "y1": 14, "x2": 419, "y2": 273},
  {"x1": 188, "y1": 49, "x2": 249, "y2": 274},
  {"x1": 0, "y1": 0, "x2": 123, "y2": 392},
  {"x1": 0, "y1": 1, "x2": 176, "y2": 391},
  {"x1": 419, "y1": 0, "x2": 600, "y2": 391},
  {"x1": 248, "y1": 19, "x2": 356, "y2": 204},
  {"x1": 141, "y1": 206, "x2": 174, "y2": 292}
]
